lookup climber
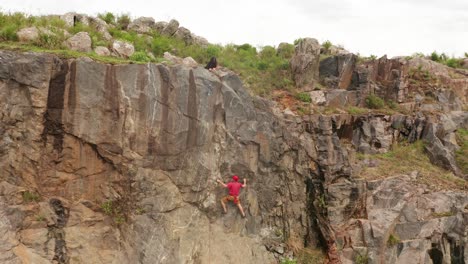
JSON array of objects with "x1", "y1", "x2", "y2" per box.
[
  {"x1": 216, "y1": 175, "x2": 246, "y2": 217},
  {"x1": 205, "y1": 56, "x2": 217, "y2": 71}
]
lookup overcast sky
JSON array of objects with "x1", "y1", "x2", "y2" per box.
[{"x1": 1, "y1": 0, "x2": 467, "y2": 57}]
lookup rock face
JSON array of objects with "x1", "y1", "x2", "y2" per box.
[
  {"x1": 330, "y1": 175, "x2": 467, "y2": 264},
  {"x1": 0, "y1": 50, "x2": 466, "y2": 264},
  {"x1": 315, "y1": 55, "x2": 468, "y2": 111},
  {"x1": 0, "y1": 50, "x2": 318, "y2": 263},
  {"x1": 290, "y1": 38, "x2": 321, "y2": 91},
  {"x1": 319, "y1": 54, "x2": 357, "y2": 89}
]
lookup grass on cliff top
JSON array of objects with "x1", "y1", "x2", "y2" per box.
[
  {"x1": 0, "y1": 11, "x2": 296, "y2": 96},
  {"x1": 356, "y1": 140, "x2": 467, "y2": 191}
]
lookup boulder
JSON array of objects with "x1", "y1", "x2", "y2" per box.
[
  {"x1": 17, "y1": 27, "x2": 39, "y2": 42},
  {"x1": 174, "y1": 27, "x2": 193, "y2": 44},
  {"x1": 461, "y1": 58, "x2": 468, "y2": 69},
  {"x1": 60, "y1": 12, "x2": 78, "y2": 27},
  {"x1": 111, "y1": 40, "x2": 134, "y2": 58},
  {"x1": 89, "y1": 17, "x2": 112, "y2": 41},
  {"x1": 182, "y1": 56, "x2": 198, "y2": 67},
  {"x1": 290, "y1": 38, "x2": 321, "y2": 91},
  {"x1": 94, "y1": 46, "x2": 111, "y2": 56},
  {"x1": 128, "y1": 17, "x2": 156, "y2": 34},
  {"x1": 192, "y1": 34, "x2": 209, "y2": 46},
  {"x1": 161, "y1": 19, "x2": 179, "y2": 36},
  {"x1": 64, "y1": 32, "x2": 92, "y2": 52},
  {"x1": 153, "y1": 21, "x2": 168, "y2": 33}
]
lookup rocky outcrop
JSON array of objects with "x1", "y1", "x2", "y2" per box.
[
  {"x1": 290, "y1": 38, "x2": 321, "y2": 91},
  {"x1": 330, "y1": 174, "x2": 467, "y2": 264},
  {"x1": 0, "y1": 50, "x2": 466, "y2": 264},
  {"x1": 320, "y1": 54, "x2": 357, "y2": 89},
  {"x1": 0, "y1": 50, "x2": 321, "y2": 263},
  {"x1": 128, "y1": 17, "x2": 156, "y2": 34}
]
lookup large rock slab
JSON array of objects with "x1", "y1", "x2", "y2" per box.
[{"x1": 290, "y1": 38, "x2": 321, "y2": 91}]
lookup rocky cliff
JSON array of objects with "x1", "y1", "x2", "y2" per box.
[{"x1": 0, "y1": 49, "x2": 466, "y2": 264}]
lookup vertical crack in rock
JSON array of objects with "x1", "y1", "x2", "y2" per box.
[
  {"x1": 155, "y1": 65, "x2": 171, "y2": 155},
  {"x1": 186, "y1": 70, "x2": 198, "y2": 148},
  {"x1": 105, "y1": 64, "x2": 120, "y2": 120},
  {"x1": 42, "y1": 59, "x2": 68, "y2": 152},
  {"x1": 48, "y1": 198, "x2": 70, "y2": 264}
]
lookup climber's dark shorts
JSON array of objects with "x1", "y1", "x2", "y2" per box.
[{"x1": 222, "y1": 195, "x2": 240, "y2": 204}]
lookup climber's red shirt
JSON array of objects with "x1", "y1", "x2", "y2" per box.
[{"x1": 227, "y1": 181, "x2": 243, "y2": 196}]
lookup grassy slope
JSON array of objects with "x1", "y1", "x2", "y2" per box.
[{"x1": 355, "y1": 141, "x2": 467, "y2": 191}]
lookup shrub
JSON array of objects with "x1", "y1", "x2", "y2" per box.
[
  {"x1": 365, "y1": 94, "x2": 385, "y2": 109},
  {"x1": 293, "y1": 38, "x2": 303, "y2": 45},
  {"x1": 35, "y1": 32, "x2": 64, "y2": 49},
  {"x1": 355, "y1": 253, "x2": 369, "y2": 264},
  {"x1": 387, "y1": 100, "x2": 398, "y2": 110},
  {"x1": 259, "y1": 45, "x2": 276, "y2": 59},
  {"x1": 256, "y1": 61, "x2": 268, "y2": 70},
  {"x1": 151, "y1": 36, "x2": 172, "y2": 57},
  {"x1": 295, "y1": 92, "x2": 311, "y2": 103},
  {"x1": 130, "y1": 51, "x2": 151, "y2": 62},
  {"x1": 116, "y1": 14, "x2": 131, "y2": 30},
  {"x1": 0, "y1": 24, "x2": 18, "y2": 41},
  {"x1": 445, "y1": 58, "x2": 461, "y2": 68},
  {"x1": 387, "y1": 234, "x2": 400, "y2": 246},
  {"x1": 23, "y1": 191, "x2": 40, "y2": 203},
  {"x1": 205, "y1": 44, "x2": 222, "y2": 58},
  {"x1": 430, "y1": 51, "x2": 440, "y2": 62},
  {"x1": 98, "y1": 12, "x2": 115, "y2": 25},
  {"x1": 101, "y1": 200, "x2": 113, "y2": 215},
  {"x1": 322, "y1": 40, "x2": 332, "y2": 51},
  {"x1": 277, "y1": 43, "x2": 294, "y2": 59}
]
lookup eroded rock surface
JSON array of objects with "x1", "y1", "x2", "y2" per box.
[{"x1": 0, "y1": 50, "x2": 466, "y2": 264}]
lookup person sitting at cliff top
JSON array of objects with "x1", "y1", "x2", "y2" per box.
[
  {"x1": 205, "y1": 56, "x2": 218, "y2": 71},
  {"x1": 216, "y1": 175, "x2": 246, "y2": 217}
]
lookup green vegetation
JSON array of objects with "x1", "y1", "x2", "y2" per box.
[
  {"x1": 322, "y1": 40, "x2": 332, "y2": 53},
  {"x1": 429, "y1": 51, "x2": 464, "y2": 68},
  {"x1": 35, "y1": 214, "x2": 46, "y2": 222},
  {"x1": 455, "y1": 129, "x2": 468, "y2": 175},
  {"x1": 280, "y1": 258, "x2": 297, "y2": 264},
  {"x1": 135, "y1": 207, "x2": 146, "y2": 215},
  {"x1": 101, "y1": 200, "x2": 126, "y2": 225},
  {"x1": 295, "y1": 92, "x2": 311, "y2": 103},
  {"x1": 387, "y1": 234, "x2": 400, "y2": 246},
  {"x1": 22, "y1": 191, "x2": 40, "y2": 203},
  {"x1": 365, "y1": 94, "x2": 385, "y2": 109},
  {"x1": 0, "y1": 11, "x2": 295, "y2": 96},
  {"x1": 358, "y1": 140, "x2": 467, "y2": 191},
  {"x1": 296, "y1": 248, "x2": 326, "y2": 264},
  {"x1": 431, "y1": 211, "x2": 454, "y2": 218},
  {"x1": 101, "y1": 200, "x2": 114, "y2": 215},
  {"x1": 355, "y1": 252, "x2": 369, "y2": 264}
]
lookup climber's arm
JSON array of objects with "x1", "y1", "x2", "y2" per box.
[
  {"x1": 216, "y1": 179, "x2": 227, "y2": 187},
  {"x1": 242, "y1": 178, "x2": 247, "y2": 188}
]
